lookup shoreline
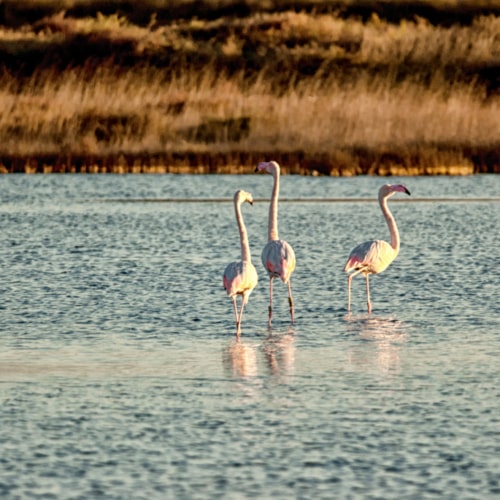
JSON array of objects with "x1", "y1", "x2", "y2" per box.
[{"x1": 0, "y1": 150, "x2": 497, "y2": 175}]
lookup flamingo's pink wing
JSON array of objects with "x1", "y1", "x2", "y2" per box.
[
  {"x1": 262, "y1": 240, "x2": 296, "y2": 283},
  {"x1": 223, "y1": 261, "x2": 258, "y2": 297},
  {"x1": 344, "y1": 240, "x2": 396, "y2": 274}
]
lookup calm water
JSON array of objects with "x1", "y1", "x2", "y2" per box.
[{"x1": 0, "y1": 174, "x2": 499, "y2": 499}]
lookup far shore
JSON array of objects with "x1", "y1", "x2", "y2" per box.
[
  {"x1": 0, "y1": 150, "x2": 496, "y2": 175},
  {"x1": 1, "y1": 1, "x2": 499, "y2": 175}
]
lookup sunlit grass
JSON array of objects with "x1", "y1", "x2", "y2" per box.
[
  {"x1": 1, "y1": 66, "x2": 498, "y2": 156},
  {"x1": 0, "y1": 0, "x2": 499, "y2": 173}
]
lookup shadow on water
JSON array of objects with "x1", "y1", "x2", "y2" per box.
[{"x1": 342, "y1": 315, "x2": 409, "y2": 375}]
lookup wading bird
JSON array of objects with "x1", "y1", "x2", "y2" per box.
[
  {"x1": 223, "y1": 190, "x2": 258, "y2": 335},
  {"x1": 255, "y1": 161, "x2": 296, "y2": 327},
  {"x1": 344, "y1": 183, "x2": 411, "y2": 313}
]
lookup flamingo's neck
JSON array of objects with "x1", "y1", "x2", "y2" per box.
[
  {"x1": 235, "y1": 199, "x2": 251, "y2": 262},
  {"x1": 380, "y1": 194, "x2": 400, "y2": 253},
  {"x1": 268, "y1": 169, "x2": 279, "y2": 241}
]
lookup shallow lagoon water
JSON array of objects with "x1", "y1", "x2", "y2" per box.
[{"x1": 0, "y1": 174, "x2": 499, "y2": 499}]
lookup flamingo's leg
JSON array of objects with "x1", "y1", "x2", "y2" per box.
[
  {"x1": 365, "y1": 274, "x2": 372, "y2": 313},
  {"x1": 232, "y1": 296, "x2": 241, "y2": 335},
  {"x1": 268, "y1": 277, "x2": 274, "y2": 328},
  {"x1": 236, "y1": 297, "x2": 248, "y2": 337},
  {"x1": 287, "y1": 280, "x2": 295, "y2": 324},
  {"x1": 347, "y1": 274, "x2": 353, "y2": 312},
  {"x1": 346, "y1": 267, "x2": 367, "y2": 313}
]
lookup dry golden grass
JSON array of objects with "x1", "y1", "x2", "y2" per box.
[
  {"x1": 2, "y1": 66, "x2": 498, "y2": 152},
  {"x1": 0, "y1": 0, "x2": 499, "y2": 174}
]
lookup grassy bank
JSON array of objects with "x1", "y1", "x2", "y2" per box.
[{"x1": 0, "y1": 0, "x2": 499, "y2": 174}]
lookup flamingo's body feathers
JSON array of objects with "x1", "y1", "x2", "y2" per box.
[
  {"x1": 223, "y1": 261, "x2": 258, "y2": 299},
  {"x1": 344, "y1": 239, "x2": 397, "y2": 276},
  {"x1": 223, "y1": 190, "x2": 257, "y2": 335},
  {"x1": 262, "y1": 239, "x2": 296, "y2": 283},
  {"x1": 344, "y1": 183, "x2": 410, "y2": 313},
  {"x1": 255, "y1": 160, "x2": 296, "y2": 326}
]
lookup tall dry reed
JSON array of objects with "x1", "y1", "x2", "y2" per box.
[
  {"x1": 1, "y1": 66, "x2": 498, "y2": 156},
  {"x1": 0, "y1": 2, "x2": 499, "y2": 172}
]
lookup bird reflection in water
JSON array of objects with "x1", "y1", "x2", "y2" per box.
[
  {"x1": 344, "y1": 316, "x2": 408, "y2": 375},
  {"x1": 223, "y1": 339, "x2": 258, "y2": 379},
  {"x1": 261, "y1": 330, "x2": 296, "y2": 379},
  {"x1": 223, "y1": 330, "x2": 296, "y2": 380}
]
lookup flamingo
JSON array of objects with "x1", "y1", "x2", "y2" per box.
[
  {"x1": 344, "y1": 183, "x2": 411, "y2": 313},
  {"x1": 223, "y1": 190, "x2": 259, "y2": 335},
  {"x1": 255, "y1": 161, "x2": 296, "y2": 327}
]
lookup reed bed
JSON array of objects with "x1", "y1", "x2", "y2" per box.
[{"x1": 0, "y1": 0, "x2": 499, "y2": 174}]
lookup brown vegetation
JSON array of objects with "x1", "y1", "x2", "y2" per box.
[{"x1": 0, "y1": 0, "x2": 499, "y2": 174}]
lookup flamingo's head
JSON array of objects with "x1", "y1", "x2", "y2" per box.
[
  {"x1": 255, "y1": 160, "x2": 280, "y2": 175},
  {"x1": 379, "y1": 183, "x2": 411, "y2": 199},
  {"x1": 234, "y1": 189, "x2": 254, "y2": 206}
]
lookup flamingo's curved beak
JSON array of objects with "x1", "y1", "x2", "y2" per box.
[{"x1": 393, "y1": 184, "x2": 411, "y2": 196}]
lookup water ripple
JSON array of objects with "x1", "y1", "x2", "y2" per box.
[{"x1": 0, "y1": 174, "x2": 499, "y2": 499}]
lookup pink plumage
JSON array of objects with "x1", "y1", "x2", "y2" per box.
[
  {"x1": 262, "y1": 239, "x2": 295, "y2": 283},
  {"x1": 255, "y1": 161, "x2": 296, "y2": 327},
  {"x1": 223, "y1": 261, "x2": 258, "y2": 298},
  {"x1": 344, "y1": 183, "x2": 410, "y2": 313},
  {"x1": 223, "y1": 190, "x2": 258, "y2": 335}
]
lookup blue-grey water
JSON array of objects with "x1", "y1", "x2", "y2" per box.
[{"x1": 0, "y1": 174, "x2": 499, "y2": 499}]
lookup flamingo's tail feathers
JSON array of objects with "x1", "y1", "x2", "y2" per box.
[{"x1": 344, "y1": 255, "x2": 360, "y2": 273}]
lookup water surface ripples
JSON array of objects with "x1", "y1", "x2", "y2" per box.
[{"x1": 0, "y1": 174, "x2": 499, "y2": 499}]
